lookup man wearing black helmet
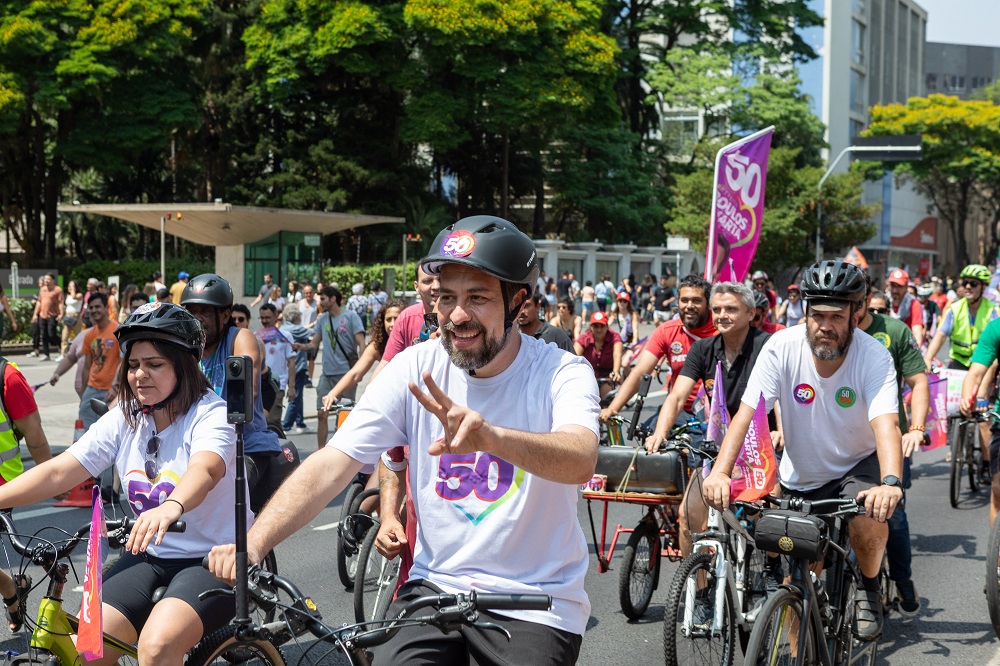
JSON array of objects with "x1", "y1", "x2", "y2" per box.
[
  {"x1": 211, "y1": 216, "x2": 598, "y2": 664},
  {"x1": 180, "y1": 274, "x2": 283, "y2": 510},
  {"x1": 703, "y1": 261, "x2": 904, "y2": 640}
]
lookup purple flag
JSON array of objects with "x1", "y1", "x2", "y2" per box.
[
  {"x1": 705, "y1": 126, "x2": 775, "y2": 283},
  {"x1": 706, "y1": 361, "x2": 728, "y2": 444}
]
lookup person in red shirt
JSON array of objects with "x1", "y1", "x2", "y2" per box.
[
  {"x1": 887, "y1": 269, "x2": 925, "y2": 346},
  {"x1": 575, "y1": 311, "x2": 623, "y2": 399},
  {"x1": 600, "y1": 274, "x2": 717, "y2": 423},
  {"x1": 0, "y1": 359, "x2": 59, "y2": 630}
]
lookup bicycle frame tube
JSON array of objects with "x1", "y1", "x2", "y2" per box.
[{"x1": 31, "y1": 597, "x2": 79, "y2": 665}]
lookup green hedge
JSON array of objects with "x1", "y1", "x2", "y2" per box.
[
  {"x1": 68, "y1": 259, "x2": 215, "y2": 291},
  {"x1": 1, "y1": 298, "x2": 38, "y2": 343},
  {"x1": 322, "y1": 264, "x2": 410, "y2": 293}
]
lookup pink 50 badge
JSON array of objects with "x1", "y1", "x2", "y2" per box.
[
  {"x1": 793, "y1": 384, "x2": 815, "y2": 405},
  {"x1": 440, "y1": 230, "x2": 477, "y2": 257}
]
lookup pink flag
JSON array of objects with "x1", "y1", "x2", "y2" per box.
[
  {"x1": 77, "y1": 485, "x2": 106, "y2": 659},
  {"x1": 706, "y1": 361, "x2": 728, "y2": 444},
  {"x1": 730, "y1": 395, "x2": 778, "y2": 502},
  {"x1": 921, "y1": 375, "x2": 948, "y2": 451},
  {"x1": 705, "y1": 126, "x2": 775, "y2": 283}
]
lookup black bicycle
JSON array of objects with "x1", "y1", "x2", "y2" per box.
[
  {"x1": 947, "y1": 413, "x2": 983, "y2": 507},
  {"x1": 336, "y1": 473, "x2": 373, "y2": 589},
  {"x1": 187, "y1": 566, "x2": 551, "y2": 666},
  {"x1": 742, "y1": 496, "x2": 880, "y2": 666}
]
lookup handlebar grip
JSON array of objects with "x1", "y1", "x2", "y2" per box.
[
  {"x1": 474, "y1": 593, "x2": 552, "y2": 611},
  {"x1": 171, "y1": 520, "x2": 187, "y2": 533}
]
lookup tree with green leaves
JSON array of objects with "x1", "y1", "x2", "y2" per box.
[{"x1": 865, "y1": 94, "x2": 1000, "y2": 269}]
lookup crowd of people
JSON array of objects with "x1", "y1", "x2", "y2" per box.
[{"x1": 3, "y1": 223, "x2": 1000, "y2": 663}]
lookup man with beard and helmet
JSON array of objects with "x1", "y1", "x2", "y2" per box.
[
  {"x1": 703, "y1": 260, "x2": 904, "y2": 641},
  {"x1": 210, "y1": 216, "x2": 599, "y2": 664},
  {"x1": 599, "y1": 274, "x2": 717, "y2": 425},
  {"x1": 180, "y1": 274, "x2": 284, "y2": 512}
]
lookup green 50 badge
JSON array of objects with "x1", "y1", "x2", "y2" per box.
[{"x1": 835, "y1": 387, "x2": 857, "y2": 408}]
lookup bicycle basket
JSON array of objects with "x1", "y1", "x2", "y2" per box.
[
  {"x1": 754, "y1": 510, "x2": 829, "y2": 562},
  {"x1": 595, "y1": 445, "x2": 685, "y2": 495}
]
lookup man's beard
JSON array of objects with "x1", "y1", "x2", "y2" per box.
[
  {"x1": 683, "y1": 308, "x2": 707, "y2": 329},
  {"x1": 441, "y1": 320, "x2": 510, "y2": 371},
  {"x1": 807, "y1": 324, "x2": 853, "y2": 361}
]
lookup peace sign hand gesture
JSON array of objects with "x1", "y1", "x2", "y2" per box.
[{"x1": 409, "y1": 371, "x2": 496, "y2": 456}]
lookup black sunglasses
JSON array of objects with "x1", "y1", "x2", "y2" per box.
[
  {"x1": 869, "y1": 307, "x2": 888, "y2": 315},
  {"x1": 423, "y1": 313, "x2": 439, "y2": 332},
  {"x1": 232, "y1": 316, "x2": 247, "y2": 323},
  {"x1": 145, "y1": 435, "x2": 162, "y2": 481},
  {"x1": 962, "y1": 280, "x2": 982, "y2": 288}
]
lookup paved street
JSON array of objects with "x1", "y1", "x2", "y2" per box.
[{"x1": 2, "y1": 326, "x2": 1000, "y2": 663}]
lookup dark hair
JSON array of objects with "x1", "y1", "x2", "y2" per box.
[
  {"x1": 130, "y1": 293, "x2": 149, "y2": 308},
  {"x1": 677, "y1": 274, "x2": 712, "y2": 297},
  {"x1": 89, "y1": 291, "x2": 109, "y2": 307},
  {"x1": 118, "y1": 339, "x2": 211, "y2": 429},
  {"x1": 558, "y1": 295, "x2": 575, "y2": 315},
  {"x1": 155, "y1": 288, "x2": 171, "y2": 300},
  {"x1": 322, "y1": 285, "x2": 342, "y2": 306},
  {"x1": 530, "y1": 291, "x2": 545, "y2": 307},
  {"x1": 259, "y1": 303, "x2": 278, "y2": 316},
  {"x1": 370, "y1": 298, "x2": 407, "y2": 356},
  {"x1": 231, "y1": 303, "x2": 251, "y2": 320},
  {"x1": 47, "y1": 272, "x2": 57, "y2": 281}
]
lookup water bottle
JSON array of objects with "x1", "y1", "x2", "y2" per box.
[{"x1": 810, "y1": 571, "x2": 830, "y2": 620}]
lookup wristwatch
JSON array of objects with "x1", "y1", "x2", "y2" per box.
[{"x1": 881, "y1": 475, "x2": 901, "y2": 488}]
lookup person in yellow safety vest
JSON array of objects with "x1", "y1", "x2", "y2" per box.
[
  {"x1": 924, "y1": 264, "x2": 999, "y2": 372},
  {"x1": 0, "y1": 357, "x2": 60, "y2": 632}
]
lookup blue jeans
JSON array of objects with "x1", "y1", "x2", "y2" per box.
[
  {"x1": 886, "y1": 456, "x2": 912, "y2": 582},
  {"x1": 281, "y1": 368, "x2": 308, "y2": 430}
]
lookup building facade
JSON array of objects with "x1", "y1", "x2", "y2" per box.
[{"x1": 925, "y1": 42, "x2": 1000, "y2": 99}]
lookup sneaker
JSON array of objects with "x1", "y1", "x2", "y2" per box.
[
  {"x1": 764, "y1": 564, "x2": 785, "y2": 594},
  {"x1": 691, "y1": 602, "x2": 714, "y2": 632},
  {"x1": 304, "y1": 381, "x2": 314, "y2": 389},
  {"x1": 41, "y1": 355, "x2": 51, "y2": 362},
  {"x1": 54, "y1": 355, "x2": 64, "y2": 362},
  {"x1": 894, "y1": 579, "x2": 920, "y2": 618},
  {"x1": 854, "y1": 587, "x2": 883, "y2": 640},
  {"x1": 295, "y1": 426, "x2": 308, "y2": 434},
  {"x1": 25, "y1": 351, "x2": 37, "y2": 358}
]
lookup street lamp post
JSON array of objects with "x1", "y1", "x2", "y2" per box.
[{"x1": 815, "y1": 138, "x2": 922, "y2": 263}]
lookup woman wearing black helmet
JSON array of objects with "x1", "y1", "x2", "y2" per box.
[{"x1": 0, "y1": 303, "x2": 246, "y2": 664}]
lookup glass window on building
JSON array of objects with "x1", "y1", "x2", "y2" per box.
[
  {"x1": 661, "y1": 111, "x2": 700, "y2": 157},
  {"x1": 908, "y1": 12, "x2": 920, "y2": 96},
  {"x1": 850, "y1": 119, "x2": 865, "y2": 141},
  {"x1": 557, "y1": 259, "x2": 584, "y2": 285},
  {"x1": 850, "y1": 69, "x2": 866, "y2": 115},
  {"x1": 852, "y1": 0, "x2": 866, "y2": 17},
  {"x1": 869, "y1": 0, "x2": 882, "y2": 100},
  {"x1": 895, "y1": 3, "x2": 907, "y2": 102},
  {"x1": 244, "y1": 231, "x2": 324, "y2": 297},
  {"x1": 851, "y1": 20, "x2": 866, "y2": 66},
  {"x1": 926, "y1": 72, "x2": 937, "y2": 91}
]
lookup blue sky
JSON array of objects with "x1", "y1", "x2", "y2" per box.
[{"x1": 920, "y1": 0, "x2": 1000, "y2": 47}]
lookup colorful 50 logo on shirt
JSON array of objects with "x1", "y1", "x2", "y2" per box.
[
  {"x1": 437, "y1": 453, "x2": 525, "y2": 525},
  {"x1": 793, "y1": 384, "x2": 815, "y2": 404},
  {"x1": 440, "y1": 230, "x2": 477, "y2": 258}
]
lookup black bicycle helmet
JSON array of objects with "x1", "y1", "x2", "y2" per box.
[
  {"x1": 116, "y1": 302, "x2": 206, "y2": 359},
  {"x1": 753, "y1": 290, "x2": 770, "y2": 310},
  {"x1": 180, "y1": 273, "x2": 234, "y2": 308},
  {"x1": 799, "y1": 261, "x2": 867, "y2": 304},
  {"x1": 420, "y1": 216, "x2": 540, "y2": 288}
]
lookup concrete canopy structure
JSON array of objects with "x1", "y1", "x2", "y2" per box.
[{"x1": 57, "y1": 202, "x2": 403, "y2": 246}]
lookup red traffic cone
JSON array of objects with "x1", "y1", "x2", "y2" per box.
[
  {"x1": 73, "y1": 419, "x2": 86, "y2": 443},
  {"x1": 54, "y1": 477, "x2": 97, "y2": 507}
]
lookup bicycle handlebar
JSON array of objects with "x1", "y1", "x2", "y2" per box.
[
  {"x1": 760, "y1": 495, "x2": 864, "y2": 516},
  {"x1": 0, "y1": 512, "x2": 185, "y2": 565}
]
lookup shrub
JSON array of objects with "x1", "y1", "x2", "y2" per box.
[
  {"x1": 1, "y1": 298, "x2": 37, "y2": 344},
  {"x1": 322, "y1": 264, "x2": 409, "y2": 293},
  {"x1": 69, "y1": 259, "x2": 214, "y2": 291}
]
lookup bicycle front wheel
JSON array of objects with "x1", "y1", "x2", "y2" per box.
[
  {"x1": 187, "y1": 625, "x2": 286, "y2": 666},
  {"x1": 949, "y1": 419, "x2": 964, "y2": 508},
  {"x1": 619, "y1": 519, "x2": 661, "y2": 620},
  {"x1": 986, "y1": 513, "x2": 1000, "y2": 640},
  {"x1": 743, "y1": 588, "x2": 815, "y2": 666},
  {"x1": 969, "y1": 424, "x2": 983, "y2": 492},
  {"x1": 337, "y1": 481, "x2": 365, "y2": 588},
  {"x1": 663, "y1": 551, "x2": 735, "y2": 666},
  {"x1": 354, "y1": 521, "x2": 401, "y2": 624}
]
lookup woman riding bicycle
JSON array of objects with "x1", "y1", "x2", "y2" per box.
[
  {"x1": 0, "y1": 302, "x2": 247, "y2": 665},
  {"x1": 575, "y1": 310, "x2": 623, "y2": 400}
]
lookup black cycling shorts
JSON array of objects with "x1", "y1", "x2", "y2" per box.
[
  {"x1": 103, "y1": 552, "x2": 234, "y2": 635},
  {"x1": 779, "y1": 451, "x2": 880, "y2": 503}
]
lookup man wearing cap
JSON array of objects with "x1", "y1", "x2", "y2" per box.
[
  {"x1": 704, "y1": 261, "x2": 903, "y2": 640},
  {"x1": 751, "y1": 270, "x2": 776, "y2": 321},
  {"x1": 886, "y1": 269, "x2": 925, "y2": 346},
  {"x1": 169, "y1": 271, "x2": 190, "y2": 305},
  {"x1": 924, "y1": 264, "x2": 998, "y2": 372},
  {"x1": 600, "y1": 274, "x2": 717, "y2": 425},
  {"x1": 211, "y1": 216, "x2": 598, "y2": 663}
]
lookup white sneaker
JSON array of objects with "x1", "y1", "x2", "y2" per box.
[
  {"x1": 26, "y1": 351, "x2": 37, "y2": 358},
  {"x1": 295, "y1": 426, "x2": 308, "y2": 434},
  {"x1": 54, "y1": 355, "x2": 64, "y2": 362}
]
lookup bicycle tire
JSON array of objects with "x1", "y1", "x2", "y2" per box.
[
  {"x1": 835, "y1": 566, "x2": 878, "y2": 666},
  {"x1": 663, "y1": 551, "x2": 735, "y2": 666},
  {"x1": 337, "y1": 481, "x2": 365, "y2": 588},
  {"x1": 949, "y1": 419, "x2": 964, "y2": 508},
  {"x1": 618, "y1": 519, "x2": 661, "y2": 620},
  {"x1": 986, "y1": 513, "x2": 1000, "y2": 640},
  {"x1": 354, "y1": 521, "x2": 401, "y2": 624},
  {"x1": 738, "y1": 541, "x2": 768, "y2": 650},
  {"x1": 743, "y1": 588, "x2": 815, "y2": 666},
  {"x1": 186, "y1": 624, "x2": 286, "y2": 666},
  {"x1": 969, "y1": 424, "x2": 983, "y2": 492}
]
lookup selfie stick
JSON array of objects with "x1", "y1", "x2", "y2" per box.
[{"x1": 227, "y1": 355, "x2": 252, "y2": 627}]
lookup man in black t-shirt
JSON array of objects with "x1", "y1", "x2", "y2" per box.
[
  {"x1": 645, "y1": 281, "x2": 775, "y2": 557},
  {"x1": 517, "y1": 293, "x2": 574, "y2": 352},
  {"x1": 652, "y1": 274, "x2": 676, "y2": 323},
  {"x1": 556, "y1": 271, "x2": 573, "y2": 301}
]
